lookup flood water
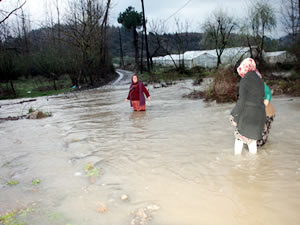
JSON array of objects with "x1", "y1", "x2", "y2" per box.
[{"x1": 1, "y1": 70, "x2": 300, "y2": 225}]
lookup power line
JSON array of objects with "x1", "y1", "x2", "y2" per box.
[{"x1": 164, "y1": 0, "x2": 192, "y2": 23}]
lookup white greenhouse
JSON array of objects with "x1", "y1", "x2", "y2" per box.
[
  {"x1": 152, "y1": 47, "x2": 253, "y2": 69},
  {"x1": 264, "y1": 51, "x2": 295, "y2": 64}
]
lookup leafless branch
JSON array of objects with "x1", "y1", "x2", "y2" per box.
[{"x1": 0, "y1": 1, "x2": 27, "y2": 24}]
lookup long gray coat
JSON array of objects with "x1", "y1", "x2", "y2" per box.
[{"x1": 231, "y1": 71, "x2": 266, "y2": 140}]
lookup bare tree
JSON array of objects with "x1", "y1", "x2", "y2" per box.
[
  {"x1": 242, "y1": 0, "x2": 276, "y2": 66},
  {"x1": 148, "y1": 20, "x2": 181, "y2": 69},
  {"x1": 202, "y1": 8, "x2": 236, "y2": 68},
  {"x1": 0, "y1": 1, "x2": 30, "y2": 95},
  {"x1": 0, "y1": 1, "x2": 26, "y2": 25},
  {"x1": 0, "y1": 20, "x2": 10, "y2": 47},
  {"x1": 148, "y1": 19, "x2": 166, "y2": 68},
  {"x1": 280, "y1": 0, "x2": 300, "y2": 67},
  {"x1": 148, "y1": 18, "x2": 190, "y2": 70},
  {"x1": 0, "y1": 0, "x2": 27, "y2": 49},
  {"x1": 19, "y1": 8, "x2": 30, "y2": 53},
  {"x1": 52, "y1": 0, "x2": 62, "y2": 49},
  {"x1": 281, "y1": 0, "x2": 299, "y2": 41},
  {"x1": 43, "y1": 0, "x2": 55, "y2": 45},
  {"x1": 173, "y1": 18, "x2": 191, "y2": 70},
  {"x1": 65, "y1": 0, "x2": 105, "y2": 85}
]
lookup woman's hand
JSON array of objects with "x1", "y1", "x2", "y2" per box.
[
  {"x1": 229, "y1": 115, "x2": 237, "y2": 127},
  {"x1": 125, "y1": 99, "x2": 128, "y2": 103},
  {"x1": 264, "y1": 99, "x2": 269, "y2": 106},
  {"x1": 147, "y1": 96, "x2": 151, "y2": 101}
]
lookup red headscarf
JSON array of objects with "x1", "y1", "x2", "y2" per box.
[{"x1": 237, "y1": 58, "x2": 257, "y2": 78}]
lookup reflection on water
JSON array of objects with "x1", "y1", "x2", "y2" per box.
[
  {"x1": 130, "y1": 111, "x2": 147, "y2": 128},
  {"x1": 0, "y1": 77, "x2": 300, "y2": 225}
]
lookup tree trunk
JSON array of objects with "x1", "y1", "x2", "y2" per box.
[
  {"x1": 53, "y1": 79, "x2": 57, "y2": 91},
  {"x1": 246, "y1": 36, "x2": 254, "y2": 58},
  {"x1": 217, "y1": 56, "x2": 221, "y2": 68},
  {"x1": 119, "y1": 27, "x2": 124, "y2": 68},
  {"x1": 10, "y1": 80, "x2": 16, "y2": 96},
  {"x1": 133, "y1": 28, "x2": 139, "y2": 72},
  {"x1": 81, "y1": 52, "x2": 90, "y2": 85},
  {"x1": 216, "y1": 49, "x2": 222, "y2": 68},
  {"x1": 164, "y1": 49, "x2": 178, "y2": 69}
]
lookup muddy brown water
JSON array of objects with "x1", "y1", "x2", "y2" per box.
[{"x1": 0, "y1": 70, "x2": 300, "y2": 225}]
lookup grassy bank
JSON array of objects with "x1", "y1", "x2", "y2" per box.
[{"x1": 0, "y1": 75, "x2": 73, "y2": 100}]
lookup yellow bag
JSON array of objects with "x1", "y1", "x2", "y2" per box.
[{"x1": 266, "y1": 102, "x2": 275, "y2": 117}]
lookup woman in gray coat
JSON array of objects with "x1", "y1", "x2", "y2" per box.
[{"x1": 230, "y1": 58, "x2": 266, "y2": 155}]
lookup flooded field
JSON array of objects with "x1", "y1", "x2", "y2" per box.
[{"x1": 1, "y1": 70, "x2": 300, "y2": 225}]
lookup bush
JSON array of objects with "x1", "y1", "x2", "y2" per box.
[
  {"x1": 185, "y1": 66, "x2": 239, "y2": 103},
  {"x1": 209, "y1": 66, "x2": 239, "y2": 102},
  {"x1": 190, "y1": 66, "x2": 206, "y2": 74}
]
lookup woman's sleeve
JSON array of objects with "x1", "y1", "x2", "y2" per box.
[
  {"x1": 231, "y1": 78, "x2": 247, "y2": 123},
  {"x1": 127, "y1": 88, "x2": 131, "y2": 100},
  {"x1": 142, "y1": 84, "x2": 150, "y2": 97},
  {"x1": 264, "y1": 83, "x2": 272, "y2": 102}
]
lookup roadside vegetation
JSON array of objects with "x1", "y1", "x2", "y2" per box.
[
  {"x1": 0, "y1": 0, "x2": 116, "y2": 100},
  {"x1": 0, "y1": 75, "x2": 72, "y2": 100},
  {"x1": 182, "y1": 63, "x2": 300, "y2": 103},
  {"x1": 1, "y1": 0, "x2": 299, "y2": 101}
]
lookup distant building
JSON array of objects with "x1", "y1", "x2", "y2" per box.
[
  {"x1": 263, "y1": 51, "x2": 295, "y2": 64},
  {"x1": 152, "y1": 47, "x2": 253, "y2": 68},
  {"x1": 152, "y1": 47, "x2": 295, "y2": 68}
]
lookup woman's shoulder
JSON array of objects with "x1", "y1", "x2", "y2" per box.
[
  {"x1": 244, "y1": 71, "x2": 257, "y2": 78},
  {"x1": 244, "y1": 71, "x2": 262, "y2": 82}
]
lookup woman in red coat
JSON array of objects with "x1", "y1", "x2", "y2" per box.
[{"x1": 125, "y1": 74, "x2": 151, "y2": 111}]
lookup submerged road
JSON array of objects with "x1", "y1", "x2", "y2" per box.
[{"x1": 0, "y1": 71, "x2": 300, "y2": 225}]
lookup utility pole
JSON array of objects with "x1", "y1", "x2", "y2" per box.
[
  {"x1": 140, "y1": 32, "x2": 144, "y2": 74},
  {"x1": 141, "y1": 0, "x2": 151, "y2": 74}
]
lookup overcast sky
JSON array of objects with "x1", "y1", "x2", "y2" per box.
[{"x1": 3, "y1": 0, "x2": 284, "y2": 38}]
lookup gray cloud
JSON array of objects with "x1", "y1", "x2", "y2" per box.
[
  {"x1": 111, "y1": 0, "x2": 283, "y2": 37},
  {"x1": 24, "y1": 0, "x2": 284, "y2": 38}
]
